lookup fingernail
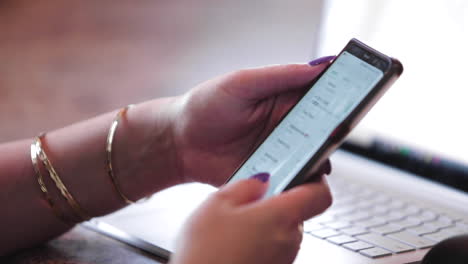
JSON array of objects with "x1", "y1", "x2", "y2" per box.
[
  {"x1": 250, "y1": 172, "x2": 270, "y2": 183},
  {"x1": 308, "y1": 55, "x2": 336, "y2": 66},
  {"x1": 316, "y1": 160, "x2": 332, "y2": 176},
  {"x1": 324, "y1": 160, "x2": 332, "y2": 175}
]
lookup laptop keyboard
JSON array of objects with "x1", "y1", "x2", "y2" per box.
[{"x1": 304, "y1": 177, "x2": 468, "y2": 258}]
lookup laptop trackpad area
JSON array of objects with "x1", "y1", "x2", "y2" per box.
[{"x1": 94, "y1": 183, "x2": 216, "y2": 254}]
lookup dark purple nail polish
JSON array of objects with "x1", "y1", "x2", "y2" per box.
[
  {"x1": 308, "y1": 55, "x2": 336, "y2": 66},
  {"x1": 324, "y1": 160, "x2": 332, "y2": 175},
  {"x1": 250, "y1": 172, "x2": 270, "y2": 183},
  {"x1": 317, "y1": 159, "x2": 332, "y2": 176}
]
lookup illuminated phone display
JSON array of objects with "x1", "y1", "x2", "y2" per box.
[{"x1": 229, "y1": 51, "x2": 385, "y2": 197}]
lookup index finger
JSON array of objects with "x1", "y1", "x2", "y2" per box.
[{"x1": 220, "y1": 62, "x2": 333, "y2": 101}]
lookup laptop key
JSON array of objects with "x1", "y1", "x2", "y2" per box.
[
  {"x1": 365, "y1": 206, "x2": 390, "y2": 216},
  {"x1": 356, "y1": 233, "x2": 415, "y2": 253},
  {"x1": 303, "y1": 222, "x2": 324, "y2": 232},
  {"x1": 370, "y1": 223, "x2": 403, "y2": 235},
  {"x1": 359, "y1": 247, "x2": 392, "y2": 258},
  {"x1": 327, "y1": 206, "x2": 356, "y2": 217},
  {"x1": 323, "y1": 221, "x2": 351, "y2": 230},
  {"x1": 340, "y1": 226, "x2": 369, "y2": 236},
  {"x1": 442, "y1": 225, "x2": 466, "y2": 234},
  {"x1": 437, "y1": 210, "x2": 465, "y2": 222},
  {"x1": 310, "y1": 214, "x2": 336, "y2": 224},
  {"x1": 454, "y1": 222, "x2": 468, "y2": 233},
  {"x1": 355, "y1": 189, "x2": 377, "y2": 199},
  {"x1": 387, "y1": 200, "x2": 406, "y2": 210},
  {"x1": 401, "y1": 205, "x2": 422, "y2": 216},
  {"x1": 425, "y1": 219, "x2": 453, "y2": 230},
  {"x1": 326, "y1": 234, "x2": 357, "y2": 245},
  {"x1": 387, "y1": 230, "x2": 436, "y2": 249},
  {"x1": 413, "y1": 210, "x2": 438, "y2": 222},
  {"x1": 354, "y1": 200, "x2": 375, "y2": 210},
  {"x1": 384, "y1": 211, "x2": 407, "y2": 222},
  {"x1": 343, "y1": 241, "x2": 374, "y2": 251},
  {"x1": 343, "y1": 183, "x2": 363, "y2": 194},
  {"x1": 406, "y1": 223, "x2": 439, "y2": 236},
  {"x1": 354, "y1": 217, "x2": 387, "y2": 228},
  {"x1": 308, "y1": 228, "x2": 341, "y2": 239},
  {"x1": 342, "y1": 211, "x2": 372, "y2": 222},
  {"x1": 392, "y1": 217, "x2": 421, "y2": 228},
  {"x1": 422, "y1": 228, "x2": 459, "y2": 243},
  {"x1": 332, "y1": 196, "x2": 359, "y2": 208},
  {"x1": 373, "y1": 194, "x2": 392, "y2": 204}
]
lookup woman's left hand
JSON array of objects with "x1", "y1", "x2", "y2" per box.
[{"x1": 171, "y1": 62, "x2": 332, "y2": 186}]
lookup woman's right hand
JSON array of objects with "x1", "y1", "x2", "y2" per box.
[{"x1": 169, "y1": 173, "x2": 332, "y2": 264}]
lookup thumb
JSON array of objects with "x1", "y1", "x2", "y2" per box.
[{"x1": 215, "y1": 173, "x2": 270, "y2": 206}]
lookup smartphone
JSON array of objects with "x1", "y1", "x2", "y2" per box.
[{"x1": 226, "y1": 38, "x2": 403, "y2": 198}]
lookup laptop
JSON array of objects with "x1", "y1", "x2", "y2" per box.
[
  {"x1": 84, "y1": 1, "x2": 468, "y2": 263},
  {"x1": 83, "y1": 146, "x2": 468, "y2": 263}
]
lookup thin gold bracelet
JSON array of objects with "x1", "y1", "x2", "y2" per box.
[
  {"x1": 35, "y1": 133, "x2": 91, "y2": 221},
  {"x1": 30, "y1": 139, "x2": 74, "y2": 225},
  {"x1": 106, "y1": 105, "x2": 136, "y2": 204}
]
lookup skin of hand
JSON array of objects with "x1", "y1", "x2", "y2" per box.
[
  {"x1": 170, "y1": 62, "x2": 332, "y2": 186},
  {"x1": 169, "y1": 175, "x2": 332, "y2": 264}
]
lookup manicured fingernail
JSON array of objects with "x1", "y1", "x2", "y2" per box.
[
  {"x1": 316, "y1": 160, "x2": 332, "y2": 176},
  {"x1": 308, "y1": 55, "x2": 336, "y2": 66},
  {"x1": 324, "y1": 160, "x2": 332, "y2": 175},
  {"x1": 250, "y1": 172, "x2": 270, "y2": 183}
]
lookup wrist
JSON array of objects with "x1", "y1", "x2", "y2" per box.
[
  {"x1": 170, "y1": 93, "x2": 232, "y2": 187},
  {"x1": 113, "y1": 97, "x2": 183, "y2": 199}
]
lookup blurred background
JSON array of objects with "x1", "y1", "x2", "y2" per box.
[
  {"x1": 319, "y1": 0, "x2": 468, "y2": 164},
  {"x1": 1, "y1": 0, "x2": 467, "y2": 163},
  {"x1": 0, "y1": 0, "x2": 323, "y2": 141}
]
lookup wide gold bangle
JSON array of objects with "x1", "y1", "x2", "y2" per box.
[
  {"x1": 106, "y1": 105, "x2": 135, "y2": 204},
  {"x1": 30, "y1": 139, "x2": 74, "y2": 225},
  {"x1": 35, "y1": 133, "x2": 91, "y2": 221}
]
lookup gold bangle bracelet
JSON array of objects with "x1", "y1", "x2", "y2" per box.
[
  {"x1": 35, "y1": 134, "x2": 91, "y2": 221},
  {"x1": 30, "y1": 139, "x2": 74, "y2": 225},
  {"x1": 106, "y1": 105, "x2": 135, "y2": 204}
]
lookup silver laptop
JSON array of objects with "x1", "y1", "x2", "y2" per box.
[
  {"x1": 83, "y1": 148, "x2": 468, "y2": 264},
  {"x1": 84, "y1": 1, "x2": 468, "y2": 263}
]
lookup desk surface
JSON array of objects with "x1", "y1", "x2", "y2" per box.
[{"x1": 2, "y1": 225, "x2": 166, "y2": 264}]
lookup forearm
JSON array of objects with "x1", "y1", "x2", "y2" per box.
[{"x1": 0, "y1": 98, "x2": 181, "y2": 255}]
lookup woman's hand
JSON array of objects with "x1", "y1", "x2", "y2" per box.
[
  {"x1": 169, "y1": 174, "x2": 332, "y2": 264},
  {"x1": 171, "y1": 60, "x2": 333, "y2": 186}
]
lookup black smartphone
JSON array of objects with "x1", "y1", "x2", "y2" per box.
[{"x1": 226, "y1": 38, "x2": 403, "y2": 198}]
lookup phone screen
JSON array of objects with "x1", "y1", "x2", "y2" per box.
[{"x1": 229, "y1": 51, "x2": 385, "y2": 197}]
